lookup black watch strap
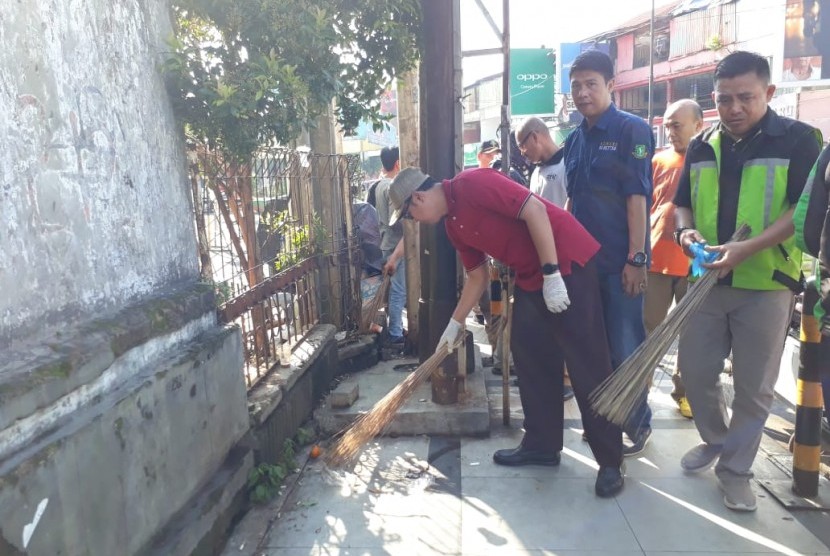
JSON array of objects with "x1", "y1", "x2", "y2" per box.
[
  {"x1": 541, "y1": 263, "x2": 559, "y2": 275},
  {"x1": 674, "y1": 226, "x2": 692, "y2": 246}
]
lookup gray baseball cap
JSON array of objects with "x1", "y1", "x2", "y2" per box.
[{"x1": 388, "y1": 167, "x2": 436, "y2": 226}]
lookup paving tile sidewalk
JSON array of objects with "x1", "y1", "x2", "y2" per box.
[{"x1": 222, "y1": 317, "x2": 830, "y2": 556}]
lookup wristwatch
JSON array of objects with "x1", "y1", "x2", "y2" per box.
[
  {"x1": 674, "y1": 226, "x2": 692, "y2": 246},
  {"x1": 541, "y1": 263, "x2": 560, "y2": 275},
  {"x1": 626, "y1": 251, "x2": 648, "y2": 267}
]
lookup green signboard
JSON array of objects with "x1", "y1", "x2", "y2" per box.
[
  {"x1": 510, "y1": 48, "x2": 556, "y2": 116},
  {"x1": 463, "y1": 143, "x2": 478, "y2": 168}
]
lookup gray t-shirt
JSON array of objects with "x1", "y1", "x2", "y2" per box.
[{"x1": 375, "y1": 177, "x2": 402, "y2": 254}]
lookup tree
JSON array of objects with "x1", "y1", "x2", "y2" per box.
[
  {"x1": 162, "y1": 0, "x2": 421, "y2": 160},
  {"x1": 162, "y1": 1, "x2": 420, "y2": 360}
]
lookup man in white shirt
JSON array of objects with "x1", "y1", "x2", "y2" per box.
[{"x1": 517, "y1": 117, "x2": 567, "y2": 207}]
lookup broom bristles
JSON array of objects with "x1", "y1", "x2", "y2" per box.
[
  {"x1": 360, "y1": 273, "x2": 391, "y2": 332},
  {"x1": 589, "y1": 224, "x2": 751, "y2": 426},
  {"x1": 324, "y1": 344, "x2": 451, "y2": 467}
]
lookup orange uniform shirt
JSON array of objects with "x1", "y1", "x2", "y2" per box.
[{"x1": 650, "y1": 149, "x2": 690, "y2": 277}]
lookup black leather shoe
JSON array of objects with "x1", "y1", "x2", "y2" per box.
[
  {"x1": 595, "y1": 466, "x2": 624, "y2": 497},
  {"x1": 493, "y1": 446, "x2": 560, "y2": 467}
]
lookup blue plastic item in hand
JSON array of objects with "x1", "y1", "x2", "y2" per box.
[{"x1": 689, "y1": 242, "x2": 718, "y2": 277}]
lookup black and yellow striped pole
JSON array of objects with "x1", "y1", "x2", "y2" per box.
[{"x1": 792, "y1": 278, "x2": 824, "y2": 497}]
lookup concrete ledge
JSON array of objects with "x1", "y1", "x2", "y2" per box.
[
  {"x1": 315, "y1": 358, "x2": 490, "y2": 437},
  {"x1": 0, "y1": 283, "x2": 216, "y2": 432},
  {"x1": 0, "y1": 324, "x2": 248, "y2": 556},
  {"x1": 137, "y1": 446, "x2": 254, "y2": 556},
  {"x1": 336, "y1": 334, "x2": 379, "y2": 375},
  {"x1": 248, "y1": 324, "x2": 338, "y2": 464}
]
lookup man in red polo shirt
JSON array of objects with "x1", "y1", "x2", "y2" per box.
[{"x1": 388, "y1": 167, "x2": 624, "y2": 497}]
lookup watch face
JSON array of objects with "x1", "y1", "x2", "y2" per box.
[{"x1": 634, "y1": 252, "x2": 647, "y2": 264}]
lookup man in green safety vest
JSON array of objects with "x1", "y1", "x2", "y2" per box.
[{"x1": 673, "y1": 51, "x2": 822, "y2": 512}]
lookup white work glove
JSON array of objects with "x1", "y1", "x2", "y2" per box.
[
  {"x1": 543, "y1": 271, "x2": 570, "y2": 313},
  {"x1": 437, "y1": 318, "x2": 464, "y2": 354}
]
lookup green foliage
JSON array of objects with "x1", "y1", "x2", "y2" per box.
[
  {"x1": 263, "y1": 210, "x2": 329, "y2": 272},
  {"x1": 163, "y1": 0, "x2": 421, "y2": 160},
  {"x1": 247, "y1": 462, "x2": 287, "y2": 504},
  {"x1": 281, "y1": 438, "x2": 297, "y2": 470},
  {"x1": 295, "y1": 426, "x2": 315, "y2": 447},
  {"x1": 246, "y1": 431, "x2": 319, "y2": 505}
]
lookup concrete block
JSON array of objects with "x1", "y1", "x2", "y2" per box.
[
  {"x1": 137, "y1": 447, "x2": 254, "y2": 556},
  {"x1": 315, "y1": 357, "x2": 490, "y2": 437},
  {"x1": 329, "y1": 381, "x2": 359, "y2": 408},
  {"x1": 0, "y1": 324, "x2": 249, "y2": 556},
  {"x1": 336, "y1": 334, "x2": 379, "y2": 375}
]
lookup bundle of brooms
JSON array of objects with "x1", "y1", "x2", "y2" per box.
[
  {"x1": 325, "y1": 306, "x2": 510, "y2": 467},
  {"x1": 360, "y1": 273, "x2": 391, "y2": 333},
  {"x1": 589, "y1": 224, "x2": 750, "y2": 426}
]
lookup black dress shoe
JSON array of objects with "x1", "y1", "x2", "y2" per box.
[
  {"x1": 595, "y1": 466, "x2": 624, "y2": 497},
  {"x1": 493, "y1": 445, "x2": 561, "y2": 467}
]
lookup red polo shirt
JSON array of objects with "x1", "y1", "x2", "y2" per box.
[{"x1": 443, "y1": 169, "x2": 600, "y2": 291}]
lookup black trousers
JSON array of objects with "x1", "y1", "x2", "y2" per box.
[{"x1": 511, "y1": 260, "x2": 623, "y2": 467}]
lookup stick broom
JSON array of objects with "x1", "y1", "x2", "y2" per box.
[{"x1": 589, "y1": 224, "x2": 751, "y2": 426}]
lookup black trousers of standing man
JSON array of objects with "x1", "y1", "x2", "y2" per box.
[{"x1": 510, "y1": 260, "x2": 623, "y2": 467}]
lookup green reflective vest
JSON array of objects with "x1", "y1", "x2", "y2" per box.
[{"x1": 690, "y1": 128, "x2": 802, "y2": 291}]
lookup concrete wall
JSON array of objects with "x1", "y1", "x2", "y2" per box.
[
  {"x1": 0, "y1": 289, "x2": 250, "y2": 555},
  {"x1": 0, "y1": 0, "x2": 197, "y2": 347},
  {"x1": 0, "y1": 2, "x2": 254, "y2": 555}
]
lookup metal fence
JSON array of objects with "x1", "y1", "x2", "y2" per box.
[{"x1": 190, "y1": 148, "x2": 363, "y2": 388}]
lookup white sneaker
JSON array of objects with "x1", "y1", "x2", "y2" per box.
[
  {"x1": 680, "y1": 443, "x2": 722, "y2": 473},
  {"x1": 718, "y1": 476, "x2": 757, "y2": 512}
]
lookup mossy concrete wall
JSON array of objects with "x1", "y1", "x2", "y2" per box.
[{"x1": 0, "y1": 285, "x2": 251, "y2": 555}]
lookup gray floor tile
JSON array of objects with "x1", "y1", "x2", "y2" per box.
[
  {"x1": 646, "y1": 553, "x2": 830, "y2": 556},
  {"x1": 617, "y1": 477, "x2": 829, "y2": 554},
  {"x1": 462, "y1": 551, "x2": 645, "y2": 556},
  {"x1": 460, "y1": 477, "x2": 640, "y2": 553},
  {"x1": 460, "y1": 428, "x2": 601, "y2": 479}
]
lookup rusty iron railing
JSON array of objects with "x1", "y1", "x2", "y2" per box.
[{"x1": 190, "y1": 148, "x2": 363, "y2": 388}]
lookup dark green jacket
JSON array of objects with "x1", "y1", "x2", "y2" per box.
[{"x1": 794, "y1": 144, "x2": 830, "y2": 334}]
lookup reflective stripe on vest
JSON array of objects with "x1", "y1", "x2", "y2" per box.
[{"x1": 690, "y1": 130, "x2": 802, "y2": 290}]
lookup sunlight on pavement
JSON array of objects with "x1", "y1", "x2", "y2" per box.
[{"x1": 640, "y1": 482, "x2": 805, "y2": 556}]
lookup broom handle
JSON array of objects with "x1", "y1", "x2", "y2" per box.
[{"x1": 502, "y1": 273, "x2": 514, "y2": 427}]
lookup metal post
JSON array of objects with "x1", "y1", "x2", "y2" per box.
[
  {"x1": 647, "y1": 0, "x2": 655, "y2": 129},
  {"x1": 793, "y1": 279, "x2": 825, "y2": 496},
  {"x1": 499, "y1": 0, "x2": 511, "y2": 179},
  {"x1": 420, "y1": 0, "x2": 461, "y2": 404},
  {"x1": 499, "y1": 0, "x2": 513, "y2": 426},
  {"x1": 760, "y1": 277, "x2": 830, "y2": 509}
]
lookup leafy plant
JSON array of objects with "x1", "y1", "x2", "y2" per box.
[
  {"x1": 281, "y1": 438, "x2": 297, "y2": 471},
  {"x1": 247, "y1": 462, "x2": 288, "y2": 504},
  {"x1": 295, "y1": 426, "x2": 315, "y2": 447}
]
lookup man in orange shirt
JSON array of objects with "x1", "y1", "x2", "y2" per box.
[{"x1": 646, "y1": 99, "x2": 703, "y2": 418}]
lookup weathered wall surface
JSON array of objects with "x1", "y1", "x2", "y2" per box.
[
  {"x1": 0, "y1": 0, "x2": 197, "y2": 347},
  {"x1": 0, "y1": 2, "x2": 254, "y2": 555}
]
